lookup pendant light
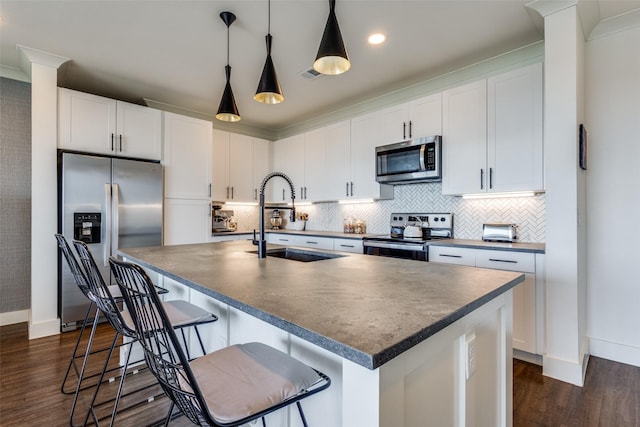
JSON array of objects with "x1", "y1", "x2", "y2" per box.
[
  {"x1": 254, "y1": 0, "x2": 284, "y2": 104},
  {"x1": 216, "y1": 11, "x2": 241, "y2": 122},
  {"x1": 313, "y1": 0, "x2": 350, "y2": 75}
]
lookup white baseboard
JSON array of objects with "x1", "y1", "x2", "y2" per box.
[
  {"x1": 28, "y1": 317, "x2": 60, "y2": 339},
  {"x1": 589, "y1": 337, "x2": 640, "y2": 368},
  {"x1": 0, "y1": 309, "x2": 30, "y2": 326},
  {"x1": 543, "y1": 352, "x2": 589, "y2": 386}
]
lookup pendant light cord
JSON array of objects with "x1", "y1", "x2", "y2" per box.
[{"x1": 268, "y1": 0, "x2": 271, "y2": 35}]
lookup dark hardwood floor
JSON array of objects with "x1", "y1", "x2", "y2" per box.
[{"x1": 1, "y1": 322, "x2": 639, "y2": 426}]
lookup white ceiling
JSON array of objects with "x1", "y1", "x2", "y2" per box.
[{"x1": 1, "y1": 0, "x2": 638, "y2": 133}]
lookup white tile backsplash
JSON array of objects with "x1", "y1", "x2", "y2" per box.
[{"x1": 225, "y1": 182, "x2": 546, "y2": 243}]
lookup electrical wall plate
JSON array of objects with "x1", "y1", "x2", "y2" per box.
[{"x1": 465, "y1": 332, "x2": 477, "y2": 380}]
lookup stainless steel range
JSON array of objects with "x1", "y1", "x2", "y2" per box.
[{"x1": 363, "y1": 213, "x2": 453, "y2": 261}]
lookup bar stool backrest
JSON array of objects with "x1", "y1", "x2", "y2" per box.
[
  {"x1": 109, "y1": 256, "x2": 209, "y2": 425},
  {"x1": 55, "y1": 234, "x2": 94, "y2": 303},
  {"x1": 73, "y1": 240, "x2": 135, "y2": 338}
]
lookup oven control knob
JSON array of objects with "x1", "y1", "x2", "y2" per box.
[
  {"x1": 440, "y1": 217, "x2": 446, "y2": 222},
  {"x1": 434, "y1": 217, "x2": 439, "y2": 222}
]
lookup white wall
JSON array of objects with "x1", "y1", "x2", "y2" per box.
[{"x1": 586, "y1": 19, "x2": 640, "y2": 366}]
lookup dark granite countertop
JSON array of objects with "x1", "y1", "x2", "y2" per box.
[
  {"x1": 428, "y1": 239, "x2": 545, "y2": 254},
  {"x1": 119, "y1": 240, "x2": 523, "y2": 370}
]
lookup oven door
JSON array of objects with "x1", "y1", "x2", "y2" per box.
[{"x1": 363, "y1": 240, "x2": 428, "y2": 261}]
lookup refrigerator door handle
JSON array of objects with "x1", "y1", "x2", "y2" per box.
[
  {"x1": 112, "y1": 183, "x2": 120, "y2": 256},
  {"x1": 104, "y1": 183, "x2": 112, "y2": 266}
]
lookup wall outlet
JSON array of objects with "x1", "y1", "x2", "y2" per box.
[{"x1": 465, "y1": 332, "x2": 477, "y2": 380}]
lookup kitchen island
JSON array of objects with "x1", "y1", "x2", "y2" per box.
[{"x1": 119, "y1": 240, "x2": 524, "y2": 427}]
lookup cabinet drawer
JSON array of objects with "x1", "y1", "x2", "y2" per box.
[
  {"x1": 475, "y1": 250, "x2": 535, "y2": 273},
  {"x1": 428, "y1": 246, "x2": 476, "y2": 266},
  {"x1": 267, "y1": 234, "x2": 295, "y2": 245},
  {"x1": 294, "y1": 236, "x2": 334, "y2": 251},
  {"x1": 333, "y1": 238, "x2": 364, "y2": 254}
]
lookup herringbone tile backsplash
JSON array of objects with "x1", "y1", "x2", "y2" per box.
[{"x1": 231, "y1": 182, "x2": 546, "y2": 243}]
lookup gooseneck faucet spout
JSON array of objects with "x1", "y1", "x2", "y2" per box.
[{"x1": 252, "y1": 172, "x2": 296, "y2": 258}]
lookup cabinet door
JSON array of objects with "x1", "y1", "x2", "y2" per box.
[
  {"x1": 407, "y1": 92, "x2": 442, "y2": 139},
  {"x1": 271, "y1": 134, "x2": 304, "y2": 203},
  {"x1": 350, "y1": 109, "x2": 396, "y2": 199},
  {"x1": 58, "y1": 88, "x2": 116, "y2": 154},
  {"x1": 442, "y1": 79, "x2": 487, "y2": 195},
  {"x1": 211, "y1": 129, "x2": 230, "y2": 201},
  {"x1": 304, "y1": 127, "x2": 328, "y2": 202},
  {"x1": 253, "y1": 138, "x2": 271, "y2": 202},
  {"x1": 487, "y1": 62, "x2": 543, "y2": 193},
  {"x1": 163, "y1": 112, "x2": 212, "y2": 200},
  {"x1": 325, "y1": 120, "x2": 351, "y2": 200},
  {"x1": 228, "y1": 133, "x2": 255, "y2": 202},
  {"x1": 164, "y1": 198, "x2": 211, "y2": 245},
  {"x1": 115, "y1": 101, "x2": 162, "y2": 160}
]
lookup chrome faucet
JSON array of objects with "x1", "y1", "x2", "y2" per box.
[{"x1": 252, "y1": 172, "x2": 296, "y2": 258}]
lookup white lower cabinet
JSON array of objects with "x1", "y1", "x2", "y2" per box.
[
  {"x1": 267, "y1": 233, "x2": 362, "y2": 253},
  {"x1": 429, "y1": 245, "x2": 542, "y2": 356},
  {"x1": 333, "y1": 238, "x2": 363, "y2": 254}
]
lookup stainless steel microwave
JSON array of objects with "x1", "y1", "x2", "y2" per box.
[{"x1": 375, "y1": 135, "x2": 442, "y2": 184}]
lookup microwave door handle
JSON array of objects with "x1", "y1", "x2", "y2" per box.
[{"x1": 419, "y1": 144, "x2": 426, "y2": 171}]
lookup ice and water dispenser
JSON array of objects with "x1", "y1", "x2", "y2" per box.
[{"x1": 73, "y1": 212, "x2": 101, "y2": 244}]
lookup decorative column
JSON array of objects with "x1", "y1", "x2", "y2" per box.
[
  {"x1": 18, "y1": 45, "x2": 69, "y2": 339},
  {"x1": 526, "y1": 1, "x2": 588, "y2": 386}
]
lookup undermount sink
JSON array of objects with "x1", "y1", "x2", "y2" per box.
[{"x1": 248, "y1": 248, "x2": 346, "y2": 262}]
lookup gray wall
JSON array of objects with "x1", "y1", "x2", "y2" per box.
[{"x1": 0, "y1": 77, "x2": 31, "y2": 313}]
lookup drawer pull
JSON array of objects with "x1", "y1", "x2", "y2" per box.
[
  {"x1": 440, "y1": 254, "x2": 462, "y2": 258},
  {"x1": 489, "y1": 258, "x2": 517, "y2": 264},
  {"x1": 306, "y1": 241, "x2": 318, "y2": 244},
  {"x1": 278, "y1": 238, "x2": 289, "y2": 242},
  {"x1": 339, "y1": 244, "x2": 354, "y2": 248}
]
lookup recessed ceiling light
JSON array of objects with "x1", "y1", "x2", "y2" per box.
[{"x1": 368, "y1": 33, "x2": 386, "y2": 45}]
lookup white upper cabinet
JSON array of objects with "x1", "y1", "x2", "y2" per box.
[
  {"x1": 487, "y1": 62, "x2": 543, "y2": 193},
  {"x1": 442, "y1": 62, "x2": 543, "y2": 195},
  {"x1": 163, "y1": 112, "x2": 212, "y2": 200},
  {"x1": 252, "y1": 138, "x2": 271, "y2": 202},
  {"x1": 323, "y1": 121, "x2": 351, "y2": 200},
  {"x1": 407, "y1": 92, "x2": 443, "y2": 138},
  {"x1": 442, "y1": 79, "x2": 487, "y2": 195},
  {"x1": 350, "y1": 108, "x2": 395, "y2": 199},
  {"x1": 303, "y1": 127, "x2": 329, "y2": 202},
  {"x1": 212, "y1": 130, "x2": 253, "y2": 202},
  {"x1": 58, "y1": 88, "x2": 161, "y2": 160},
  {"x1": 270, "y1": 134, "x2": 304, "y2": 203}
]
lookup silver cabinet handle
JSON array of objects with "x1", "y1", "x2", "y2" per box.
[
  {"x1": 111, "y1": 133, "x2": 115, "y2": 151},
  {"x1": 440, "y1": 254, "x2": 462, "y2": 258},
  {"x1": 339, "y1": 244, "x2": 355, "y2": 248},
  {"x1": 282, "y1": 188, "x2": 285, "y2": 201},
  {"x1": 350, "y1": 182, "x2": 354, "y2": 196},
  {"x1": 119, "y1": 134, "x2": 123, "y2": 152},
  {"x1": 346, "y1": 182, "x2": 349, "y2": 197},
  {"x1": 231, "y1": 186, "x2": 234, "y2": 199},
  {"x1": 208, "y1": 202, "x2": 212, "y2": 217},
  {"x1": 208, "y1": 183, "x2": 212, "y2": 198},
  {"x1": 489, "y1": 168, "x2": 493, "y2": 189},
  {"x1": 480, "y1": 169, "x2": 484, "y2": 190},
  {"x1": 306, "y1": 241, "x2": 318, "y2": 245},
  {"x1": 403, "y1": 122, "x2": 406, "y2": 140},
  {"x1": 409, "y1": 120, "x2": 413, "y2": 138},
  {"x1": 226, "y1": 186, "x2": 229, "y2": 199},
  {"x1": 278, "y1": 238, "x2": 289, "y2": 242},
  {"x1": 488, "y1": 258, "x2": 517, "y2": 264}
]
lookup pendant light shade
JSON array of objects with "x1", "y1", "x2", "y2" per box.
[
  {"x1": 216, "y1": 11, "x2": 241, "y2": 122},
  {"x1": 255, "y1": 0, "x2": 284, "y2": 104},
  {"x1": 314, "y1": 0, "x2": 350, "y2": 75}
]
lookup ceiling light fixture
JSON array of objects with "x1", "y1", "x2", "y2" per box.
[
  {"x1": 368, "y1": 33, "x2": 386, "y2": 45},
  {"x1": 216, "y1": 11, "x2": 241, "y2": 122},
  {"x1": 254, "y1": 0, "x2": 284, "y2": 104},
  {"x1": 313, "y1": 0, "x2": 350, "y2": 75}
]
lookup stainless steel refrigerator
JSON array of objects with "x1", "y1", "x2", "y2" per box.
[{"x1": 58, "y1": 151, "x2": 163, "y2": 331}]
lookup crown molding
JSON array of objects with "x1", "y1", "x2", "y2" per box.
[
  {"x1": 588, "y1": 7, "x2": 640, "y2": 40},
  {"x1": 17, "y1": 45, "x2": 69, "y2": 78}
]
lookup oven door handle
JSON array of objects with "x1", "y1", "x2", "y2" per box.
[{"x1": 364, "y1": 241, "x2": 426, "y2": 251}]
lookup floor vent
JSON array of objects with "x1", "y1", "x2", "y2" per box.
[{"x1": 299, "y1": 67, "x2": 323, "y2": 80}]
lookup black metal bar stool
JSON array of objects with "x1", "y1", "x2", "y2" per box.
[{"x1": 110, "y1": 256, "x2": 331, "y2": 427}]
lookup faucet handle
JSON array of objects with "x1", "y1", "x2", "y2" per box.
[
  {"x1": 252, "y1": 229, "x2": 258, "y2": 245},
  {"x1": 289, "y1": 208, "x2": 296, "y2": 222}
]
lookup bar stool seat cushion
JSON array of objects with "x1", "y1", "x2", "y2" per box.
[
  {"x1": 122, "y1": 300, "x2": 216, "y2": 330},
  {"x1": 188, "y1": 342, "x2": 322, "y2": 424}
]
